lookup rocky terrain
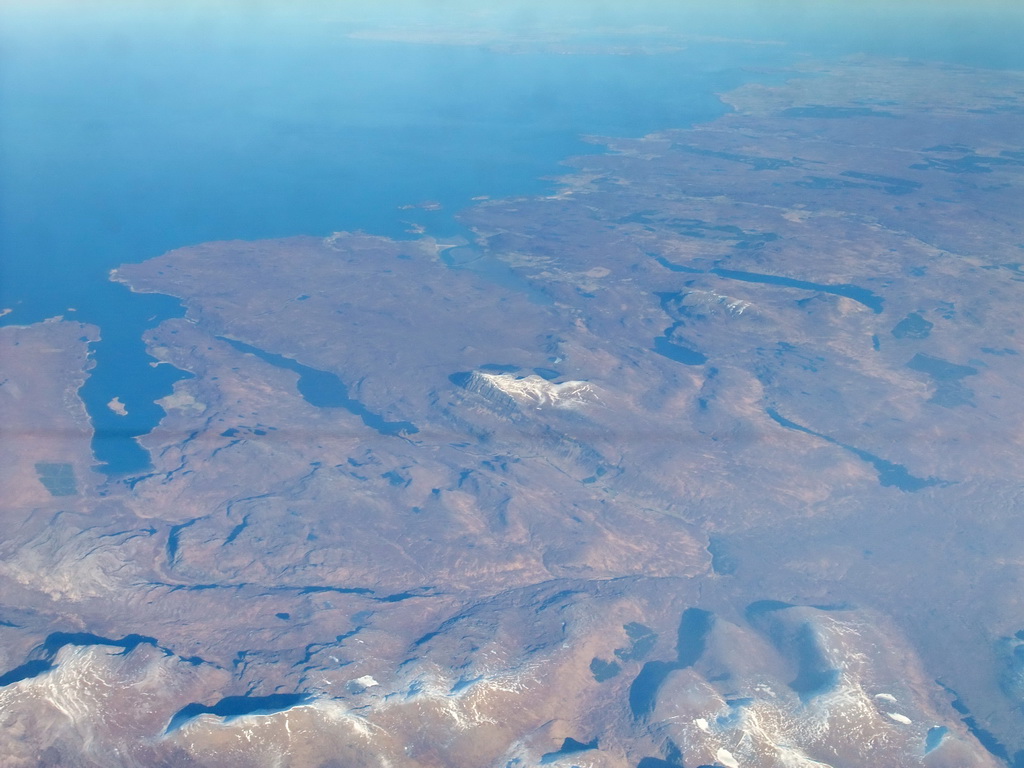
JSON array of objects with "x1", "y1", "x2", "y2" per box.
[{"x1": 2, "y1": 57, "x2": 1024, "y2": 767}]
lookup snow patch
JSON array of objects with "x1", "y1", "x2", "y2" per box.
[
  {"x1": 717, "y1": 747, "x2": 740, "y2": 768},
  {"x1": 686, "y1": 289, "x2": 752, "y2": 316},
  {"x1": 477, "y1": 373, "x2": 596, "y2": 409}
]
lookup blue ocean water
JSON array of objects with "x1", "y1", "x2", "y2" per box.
[{"x1": 2, "y1": 2, "x2": 1022, "y2": 474}]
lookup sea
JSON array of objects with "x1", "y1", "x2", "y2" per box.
[{"x1": 2, "y1": 1, "x2": 1022, "y2": 475}]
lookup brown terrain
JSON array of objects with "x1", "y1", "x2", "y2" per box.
[{"x1": 1, "y1": 57, "x2": 1023, "y2": 767}]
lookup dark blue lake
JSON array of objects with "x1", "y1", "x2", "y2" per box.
[
  {"x1": 219, "y1": 337, "x2": 418, "y2": 436},
  {"x1": 765, "y1": 408, "x2": 940, "y2": 492},
  {"x1": 925, "y1": 725, "x2": 948, "y2": 754},
  {"x1": 166, "y1": 693, "x2": 310, "y2": 734},
  {"x1": 2, "y1": 2, "x2": 1022, "y2": 475},
  {"x1": 628, "y1": 608, "x2": 713, "y2": 719}
]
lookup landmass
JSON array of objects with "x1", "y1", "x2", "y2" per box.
[
  {"x1": 2, "y1": 57, "x2": 1023, "y2": 767},
  {"x1": 0, "y1": 319, "x2": 100, "y2": 513}
]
